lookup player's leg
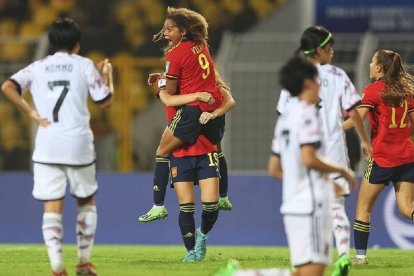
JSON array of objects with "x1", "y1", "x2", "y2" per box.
[
  {"x1": 353, "y1": 175, "x2": 385, "y2": 264},
  {"x1": 195, "y1": 152, "x2": 220, "y2": 261},
  {"x1": 67, "y1": 164, "x2": 98, "y2": 275},
  {"x1": 331, "y1": 177, "x2": 351, "y2": 276},
  {"x1": 33, "y1": 163, "x2": 67, "y2": 275},
  {"x1": 392, "y1": 163, "x2": 414, "y2": 220},
  {"x1": 174, "y1": 182, "x2": 197, "y2": 262},
  {"x1": 171, "y1": 155, "x2": 198, "y2": 262},
  {"x1": 138, "y1": 128, "x2": 171, "y2": 223},
  {"x1": 216, "y1": 143, "x2": 232, "y2": 211}
]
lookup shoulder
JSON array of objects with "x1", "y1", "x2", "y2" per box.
[
  {"x1": 364, "y1": 80, "x2": 384, "y2": 94},
  {"x1": 319, "y1": 64, "x2": 347, "y2": 78}
]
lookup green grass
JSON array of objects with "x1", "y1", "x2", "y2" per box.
[{"x1": 0, "y1": 244, "x2": 413, "y2": 275}]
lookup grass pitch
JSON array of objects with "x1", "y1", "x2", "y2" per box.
[{"x1": 0, "y1": 244, "x2": 413, "y2": 275}]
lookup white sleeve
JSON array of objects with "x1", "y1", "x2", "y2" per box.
[
  {"x1": 9, "y1": 63, "x2": 34, "y2": 94},
  {"x1": 276, "y1": 89, "x2": 291, "y2": 114},
  {"x1": 298, "y1": 106, "x2": 322, "y2": 146},
  {"x1": 271, "y1": 121, "x2": 280, "y2": 155},
  {"x1": 84, "y1": 59, "x2": 111, "y2": 102},
  {"x1": 341, "y1": 73, "x2": 361, "y2": 111}
]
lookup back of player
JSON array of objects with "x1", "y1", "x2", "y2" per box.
[{"x1": 13, "y1": 53, "x2": 111, "y2": 165}]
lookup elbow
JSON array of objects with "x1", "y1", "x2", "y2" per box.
[{"x1": 268, "y1": 169, "x2": 282, "y2": 180}]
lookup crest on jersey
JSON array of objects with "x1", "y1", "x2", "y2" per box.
[{"x1": 171, "y1": 166, "x2": 177, "y2": 177}]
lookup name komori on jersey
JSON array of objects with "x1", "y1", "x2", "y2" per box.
[
  {"x1": 165, "y1": 40, "x2": 223, "y2": 111},
  {"x1": 10, "y1": 52, "x2": 111, "y2": 165},
  {"x1": 361, "y1": 79, "x2": 414, "y2": 167},
  {"x1": 273, "y1": 98, "x2": 333, "y2": 215}
]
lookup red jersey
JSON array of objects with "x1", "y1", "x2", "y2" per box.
[
  {"x1": 165, "y1": 40, "x2": 223, "y2": 112},
  {"x1": 360, "y1": 79, "x2": 414, "y2": 167},
  {"x1": 163, "y1": 106, "x2": 217, "y2": 158}
]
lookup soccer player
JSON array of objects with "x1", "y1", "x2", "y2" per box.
[
  {"x1": 138, "y1": 7, "x2": 234, "y2": 222},
  {"x1": 343, "y1": 50, "x2": 414, "y2": 264},
  {"x1": 138, "y1": 72, "x2": 235, "y2": 223},
  {"x1": 1, "y1": 18, "x2": 114, "y2": 276},
  {"x1": 276, "y1": 26, "x2": 371, "y2": 276},
  {"x1": 269, "y1": 56, "x2": 357, "y2": 276}
]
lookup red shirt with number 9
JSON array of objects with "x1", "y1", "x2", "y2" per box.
[{"x1": 165, "y1": 40, "x2": 223, "y2": 111}]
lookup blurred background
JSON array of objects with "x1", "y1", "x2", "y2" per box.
[{"x1": 0, "y1": 0, "x2": 413, "y2": 173}]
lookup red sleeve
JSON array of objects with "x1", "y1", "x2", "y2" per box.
[
  {"x1": 165, "y1": 47, "x2": 182, "y2": 80},
  {"x1": 360, "y1": 83, "x2": 379, "y2": 109}
]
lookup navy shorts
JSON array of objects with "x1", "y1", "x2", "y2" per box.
[
  {"x1": 169, "y1": 152, "x2": 220, "y2": 185},
  {"x1": 168, "y1": 105, "x2": 225, "y2": 145},
  {"x1": 364, "y1": 158, "x2": 414, "y2": 185}
]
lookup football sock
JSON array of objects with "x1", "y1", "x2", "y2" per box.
[
  {"x1": 332, "y1": 198, "x2": 350, "y2": 256},
  {"x1": 201, "y1": 201, "x2": 219, "y2": 235},
  {"x1": 218, "y1": 151, "x2": 228, "y2": 198},
  {"x1": 153, "y1": 156, "x2": 170, "y2": 206},
  {"x1": 353, "y1": 219, "x2": 371, "y2": 256},
  {"x1": 76, "y1": 205, "x2": 97, "y2": 264},
  {"x1": 42, "y1": 212, "x2": 64, "y2": 272},
  {"x1": 179, "y1": 203, "x2": 196, "y2": 250}
]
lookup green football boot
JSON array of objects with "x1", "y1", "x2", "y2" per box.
[
  {"x1": 138, "y1": 205, "x2": 168, "y2": 223},
  {"x1": 218, "y1": 196, "x2": 233, "y2": 211}
]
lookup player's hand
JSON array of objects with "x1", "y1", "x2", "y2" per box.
[
  {"x1": 333, "y1": 181, "x2": 345, "y2": 198},
  {"x1": 360, "y1": 141, "x2": 372, "y2": 160},
  {"x1": 148, "y1": 73, "x2": 162, "y2": 85},
  {"x1": 29, "y1": 110, "x2": 50, "y2": 127},
  {"x1": 199, "y1": 112, "x2": 216, "y2": 124},
  {"x1": 340, "y1": 168, "x2": 357, "y2": 191},
  {"x1": 196, "y1": 92, "x2": 215, "y2": 104}
]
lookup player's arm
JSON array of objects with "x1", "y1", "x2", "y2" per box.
[
  {"x1": 96, "y1": 59, "x2": 114, "y2": 108},
  {"x1": 1, "y1": 80, "x2": 50, "y2": 127},
  {"x1": 199, "y1": 86, "x2": 236, "y2": 124},
  {"x1": 267, "y1": 153, "x2": 282, "y2": 179},
  {"x1": 159, "y1": 90, "x2": 214, "y2": 107},
  {"x1": 348, "y1": 107, "x2": 371, "y2": 159},
  {"x1": 301, "y1": 144, "x2": 357, "y2": 191},
  {"x1": 343, "y1": 107, "x2": 369, "y2": 129}
]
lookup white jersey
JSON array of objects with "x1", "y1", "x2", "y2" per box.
[
  {"x1": 10, "y1": 52, "x2": 111, "y2": 165},
  {"x1": 277, "y1": 64, "x2": 360, "y2": 173},
  {"x1": 272, "y1": 98, "x2": 333, "y2": 214}
]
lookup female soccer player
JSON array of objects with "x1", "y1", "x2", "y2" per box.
[
  {"x1": 138, "y1": 72, "x2": 235, "y2": 222},
  {"x1": 275, "y1": 26, "x2": 371, "y2": 276},
  {"x1": 1, "y1": 18, "x2": 114, "y2": 276},
  {"x1": 344, "y1": 50, "x2": 414, "y2": 264},
  {"x1": 270, "y1": 56, "x2": 356, "y2": 276}
]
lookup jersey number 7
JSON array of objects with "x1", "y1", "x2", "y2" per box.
[{"x1": 48, "y1": 80, "x2": 70, "y2": 122}]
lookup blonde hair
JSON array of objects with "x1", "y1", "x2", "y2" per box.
[{"x1": 375, "y1": 50, "x2": 414, "y2": 105}]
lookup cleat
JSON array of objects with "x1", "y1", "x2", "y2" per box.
[
  {"x1": 52, "y1": 269, "x2": 68, "y2": 276},
  {"x1": 214, "y1": 259, "x2": 240, "y2": 276},
  {"x1": 138, "y1": 205, "x2": 168, "y2": 223},
  {"x1": 332, "y1": 254, "x2": 351, "y2": 276},
  {"x1": 182, "y1": 250, "x2": 197, "y2": 262},
  {"x1": 195, "y1": 228, "x2": 208, "y2": 261},
  {"x1": 351, "y1": 256, "x2": 368, "y2": 265},
  {"x1": 218, "y1": 197, "x2": 233, "y2": 211},
  {"x1": 76, "y1": 262, "x2": 97, "y2": 276}
]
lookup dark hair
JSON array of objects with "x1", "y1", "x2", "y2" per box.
[
  {"x1": 153, "y1": 7, "x2": 208, "y2": 49},
  {"x1": 375, "y1": 49, "x2": 414, "y2": 105},
  {"x1": 48, "y1": 17, "x2": 81, "y2": 52},
  {"x1": 279, "y1": 57, "x2": 318, "y2": 97},
  {"x1": 299, "y1": 26, "x2": 334, "y2": 57}
]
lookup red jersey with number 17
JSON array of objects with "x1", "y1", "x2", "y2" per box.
[
  {"x1": 360, "y1": 79, "x2": 414, "y2": 167},
  {"x1": 165, "y1": 40, "x2": 223, "y2": 112}
]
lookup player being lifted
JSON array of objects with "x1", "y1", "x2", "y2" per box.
[
  {"x1": 1, "y1": 18, "x2": 114, "y2": 276},
  {"x1": 138, "y1": 7, "x2": 235, "y2": 223},
  {"x1": 269, "y1": 56, "x2": 357, "y2": 276}
]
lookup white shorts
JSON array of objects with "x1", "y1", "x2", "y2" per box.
[
  {"x1": 283, "y1": 205, "x2": 332, "y2": 267},
  {"x1": 33, "y1": 163, "x2": 97, "y2": 200}
]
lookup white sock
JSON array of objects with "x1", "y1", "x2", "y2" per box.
[
  {"x1": 77, "y1": 205, "x2": 97, "y2": 264},
  {"x1": 42, "y1": 212, "x2": 64, "y2": 271},
  {"x1": 153, "y1": 205, "x2": 164, "y2": 209},
  {"x1": 332, "y1": 197, "x2": 351, "y2": 256}
]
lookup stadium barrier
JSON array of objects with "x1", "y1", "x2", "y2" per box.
[{"x1": 1, "y1": 173, "x2": 413, "y2": 248}]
